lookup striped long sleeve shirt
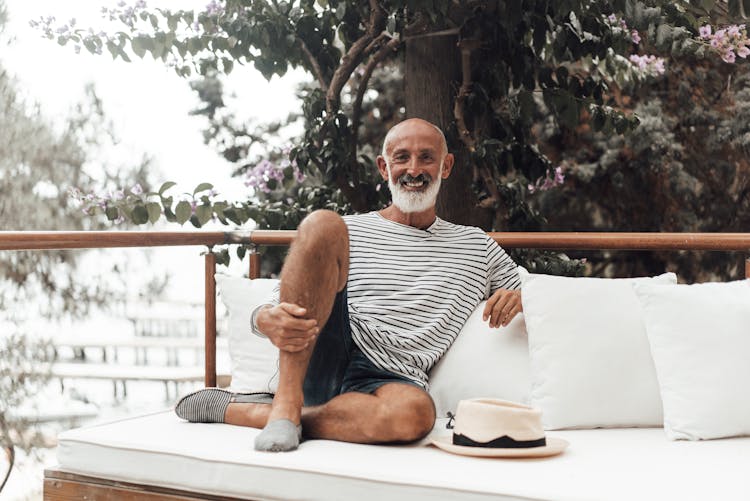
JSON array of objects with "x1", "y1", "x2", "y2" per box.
[{"x1": 342, "y1": 212, "x2": 520, "y2": 389}]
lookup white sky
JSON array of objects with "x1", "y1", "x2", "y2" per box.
[
  {"x1": 1, "y1": 0, "x2": 305, "y2": 200},
  {"x1": 1, "y1": 0, "x2": 307, "y2": 300}
]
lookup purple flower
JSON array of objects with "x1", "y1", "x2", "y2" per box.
[
  {"x1": 607, "y1": 14, "x2": 617, "y2": 23},
  {"x1": 554, "y1": 166, "x2": 565, "y2": 184},
  {"x1": 204, "y1": 0, "x2": 224, "y2": 17},
  {"x1": 631, "y1": 30, "x2": 641, "y2": 44},
  {"x1": 722, "y1": 50, "x2": 736, "y2": 63},
  {"x1": 699, "y1": 25, "x2": 712, "y2": 39},
  {"x1": 112, "y1": 190, "x2": 125, "y2": 201},
  {"x1": 629, "y1": 54, "x2": 665, "y2": 76},
  {"x1": 528, "y1": 166, "x2": 565, "y2": 194},
  {"x1": 131, "y1": 183, "x2": 144, "y2": 195},
  {"x1": 294, "y1": 167, "x2": 306, "y2": 183},
  {"x1": 737, "y1": 45, "x2": 750, "y2": 58}
]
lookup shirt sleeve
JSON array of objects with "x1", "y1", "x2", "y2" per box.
[
  {"x1": 249, "y1": 282, "x2": 280, "y2": 339},
  {"x1": 485, "y1": 235, "x2": 521, "y2": 296},
  {"x1": 266, "y1": 281, "x2": 280, "y2": 307}
]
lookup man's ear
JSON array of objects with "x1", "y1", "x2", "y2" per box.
[
  {"x1": 376, "y1": 156, "x2": 389, "y2": 181},
  {"x1": 441, "y1": 153, "x2": 455, "y2": 179}
]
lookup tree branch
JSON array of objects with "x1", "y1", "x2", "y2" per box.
[
  {"x1": 453, "y1": 39, "x2": 501, "y2": 208},
  {"x1": 298, "y1": 37, "x2": 328, "y2": 90},
  {"x1": 325, "y1": 0, "x2": 387, "y2": 113},
  {"x1": 351, "y1": 37, "x2": 401, "y2": 156}
]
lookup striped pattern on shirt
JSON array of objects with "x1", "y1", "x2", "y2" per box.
[{"x1": 342, "y1": 212, "x2": 520, "y2": 389}]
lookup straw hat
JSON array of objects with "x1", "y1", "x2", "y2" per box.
[{"x1": 431, "y1": 399, "x2": 568, "y2": 458}]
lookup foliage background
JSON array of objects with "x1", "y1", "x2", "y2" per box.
[{"x1": 49, "y1": 0, "x2": 749, "y2": 281}]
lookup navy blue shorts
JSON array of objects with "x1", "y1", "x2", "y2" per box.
[{"x1": 302, "y1": 289, "x2": 419, "y2": 406}]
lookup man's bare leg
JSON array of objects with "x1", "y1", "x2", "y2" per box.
[
  {"x1": 253, "y1": 210, "x2": 349, "y2": 451},
  {"x1": 226, "y1": 382, "x2": 436, "y2": 444}
]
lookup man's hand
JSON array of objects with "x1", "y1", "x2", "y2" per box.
[
  {"x1": 256, "y1": 303, "x2": 319, "y2": 352},
  {"x1": 483, "y1": 289, "x2": 522, "y2": 328}
]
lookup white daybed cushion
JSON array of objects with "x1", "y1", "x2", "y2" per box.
[
  {"x1": 429, "y1": 304, "x2": 531, "y2": 417},
  {"x1": 520, "y1": 272, "x2": 676, "y2": 429},
  {"x1": 215, "y1": 275, "x2": 279, "y2": 393},
  {"x1": 634, "y1": 279, "x2": 750, "y2": 440},
  {"x1": 56, "y1": 411, "x2": 750, "y2": 501}
]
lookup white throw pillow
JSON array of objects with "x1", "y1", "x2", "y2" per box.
[
  {"x1": 634, "y1": 280, "x2": 750, "y2": 440},
  {"x1": 521, "y1": 271, "x2": 677, "y2": 429},
  {"x1": 215, "y1": 275, "x2": 279, "y2": 393},
  {"x1": 429, "y1": 302, "x2": 532, "y2": 418}
]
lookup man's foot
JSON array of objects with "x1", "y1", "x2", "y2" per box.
[
  {"x1": 175, "y1": 388, "x2": 273, "y2": 423},
  {"x1": 254, "y1": 419, "x2": 303, "y2": 452}
]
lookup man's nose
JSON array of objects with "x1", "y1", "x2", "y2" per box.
[{"x1": 405, "y1": 157, "x2": 423, "y2": 176}]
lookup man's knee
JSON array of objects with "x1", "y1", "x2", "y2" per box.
[
  {"x1": 368, "y1": 389, "x2": 436, "y2": 443},
  {"x1": 298, "y1": 210, "x2": 347, "y2": 246}
]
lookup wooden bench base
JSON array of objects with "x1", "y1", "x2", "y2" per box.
[{"x1": 43, "y1": 469, "x2": 249, "y2": 501}]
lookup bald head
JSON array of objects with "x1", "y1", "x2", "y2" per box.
[{"x1": 381, "y1": 118, "x2": 448, "y2": 158}]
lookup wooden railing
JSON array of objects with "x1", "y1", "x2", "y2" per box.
[{"x1": 2, "y1": 230, "x2": 749, "y2": 386}]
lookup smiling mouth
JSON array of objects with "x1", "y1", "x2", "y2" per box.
[{"x1": 399, "y1": 174, "x2": 430, "y2": 190}]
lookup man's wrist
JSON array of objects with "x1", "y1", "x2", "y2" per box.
[{"x1": 250, "y1": 304, "x2": 273, "y2": 339}]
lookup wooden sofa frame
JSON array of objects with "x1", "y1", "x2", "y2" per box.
[{"x1": 1, "y1": 230, "x2": 749, "y2": 501}]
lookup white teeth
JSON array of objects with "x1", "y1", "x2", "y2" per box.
[{"x1": 403, "y1": 180, "x2": 425, "y2": 188}]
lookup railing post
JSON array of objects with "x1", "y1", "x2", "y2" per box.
[
  {"x1": 204, "y1": 251, "x2": 217, "y2": 388},
  {"x1": 249, "y1": 246, "x2": 261, "y2": 279}
]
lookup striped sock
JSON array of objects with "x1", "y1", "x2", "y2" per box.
[{"x1": 175, "y1": 388, "x2": 232, "y2": 423}]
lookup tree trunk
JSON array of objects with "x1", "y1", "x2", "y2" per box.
[{"x1": 404, "y1": 35, "x2": 494, "y2": 230}]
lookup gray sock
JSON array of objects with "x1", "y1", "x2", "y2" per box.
[{"x1": 254, "y1": 419, "x2": 303, "y2": 452}]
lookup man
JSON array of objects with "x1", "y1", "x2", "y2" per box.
[{"x1": 176, "y1": 118, "x2": 522, "y2": 452}]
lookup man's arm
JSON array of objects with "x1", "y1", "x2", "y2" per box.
[
  {"x1": 255, "y1": 304, "x2": 319, "y2": 352},
  {"x1": 251, "y1": 283, "x2": 318, "y2": 352},
  {"x1": 483, "y1": 288, "x2": 522, "y2": 328},
  {"x1": 484, "y1": 236, "x2": 523, "y2": 328}
]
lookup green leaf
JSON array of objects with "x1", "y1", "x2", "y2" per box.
[
  {"x1": 175, "y1": 201, "x2": 192, "y2": 224},
  {"x1": 158, "y1": 181, "x2": 177, "y2": 195},
  {"x1": 219, "y1": 249, "x2": 231, "y2": 267},
  {"x1": 131, "y1": 204, "x2": 149, "y2": 224},
  {"x1": 132, "y1": 36, "x2": 148, "y2": 58},
  {"x1": 223, "y1": 207, "x2": 241, "y2": 225},
  {"x1": 105, "y1": 207, "x2": 119, "y2": 221},
  {"x1": 164, "y1": 207, "x2": 177, "y2": 223},
  {"x1": 196, "y1": 204, "x2": 213, "y2": 225},
  {"x1": 146, "y1": 202, "x2": 162, "y2": 223},
  {"x1": 236, "y1": 246, "x2": 247, "y2": 260},
  {"x1": 591, "y1": 106, "x2": 606, "y2": 132},
  {"x1": 193, "y1": 182, "x2": 214, "y2": 195}
]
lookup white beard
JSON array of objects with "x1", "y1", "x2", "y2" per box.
[{"x1": 387, "y1": 164, "x2": 443, "y2": 213}]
